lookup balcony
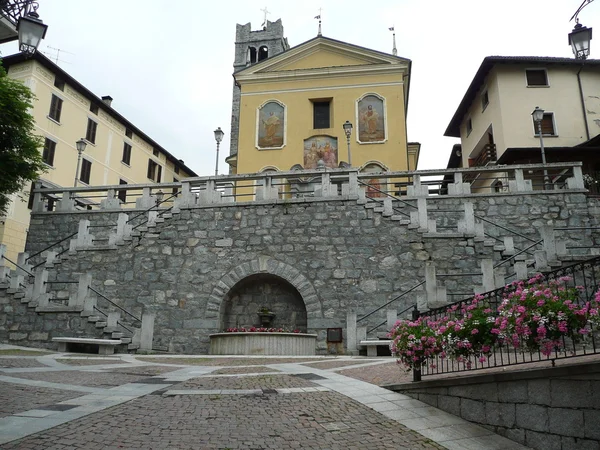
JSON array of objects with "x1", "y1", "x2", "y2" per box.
[
  {"x1": 0, "y1": 0, "x2": 35, "y2": 44},
  {"x1": 465, "y1": 144, "x2": 497, "y2": 182}
]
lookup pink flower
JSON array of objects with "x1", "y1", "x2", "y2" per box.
[{"x1": 471, "y1": 329, "x2": 479, "y2": 335}]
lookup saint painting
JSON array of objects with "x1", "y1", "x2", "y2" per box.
[
  {"x1": 357, "y1": 94, "x2": 386, "y2": 143},
  {"x1": 303, "y1": 136, "x2": 338, "y2": 169},
  {"x1": 257, "y1": 101, "x2": 285, "y2": 148}
]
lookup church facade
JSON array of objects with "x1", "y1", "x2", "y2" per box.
[{"x1": 227, "y1": 20, "x2": 419, "y2": 180}]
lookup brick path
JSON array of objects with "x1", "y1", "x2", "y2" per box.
[{"x1": 0, "y1": 348, "x2": 528, "y2": 449}]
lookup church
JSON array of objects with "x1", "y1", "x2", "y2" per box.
[{"x1": 226, "y1": 19, "x2": 420, "y2": 181}]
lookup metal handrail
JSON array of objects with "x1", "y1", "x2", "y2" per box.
[
  {"x1": 88, "y1": 286, "x2": 141, "y2": 322},
  {"x1": 366, "y1": 303, "x2": 417, "y2": 334},
  {"x1": 1, "y1": 255, "x2": 34, "y2": 277},
  {"x1": 358, "y1": 281, "x2": 425, "y2": 323}
]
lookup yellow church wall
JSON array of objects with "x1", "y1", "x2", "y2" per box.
[{"x1": 236, "y1": 74, "x2": 408, "y2": 177}]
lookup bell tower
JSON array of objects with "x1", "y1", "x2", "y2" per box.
[{"x1": 228, "y1": 19, "x2": 289, "y2": 172}]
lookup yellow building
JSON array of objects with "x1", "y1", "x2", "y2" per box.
[
  {"x1": 0, "y1": 51, "x2": 197, "y2": 263},
  {"x1": 227, "y1": 23, "x2": 417, "y2": 179}
]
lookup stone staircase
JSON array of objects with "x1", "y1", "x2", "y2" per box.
[{"x1": 0, "y1": 205, "x2": 177, "y2": 353}]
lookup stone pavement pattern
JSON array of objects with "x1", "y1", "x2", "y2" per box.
[{"x1": 0, "y1": 347, "x2": 529, "y2": 449}]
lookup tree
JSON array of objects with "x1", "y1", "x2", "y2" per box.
[{"x1": 0, "y1": 59, "x2": 46, "y2": 215}]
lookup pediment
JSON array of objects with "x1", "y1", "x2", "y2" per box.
[{"x1": 235, "y1": 36, "x2": 410, "y2": 78}]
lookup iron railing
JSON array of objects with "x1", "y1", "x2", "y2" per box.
[
  {"x1": 0, "y1": 0, "x2": 37, "y2": 26},
  {"x1": 414, "y1": 256, "x2": 600, "y2": 381}
]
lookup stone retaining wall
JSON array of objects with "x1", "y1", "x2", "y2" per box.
[
  {"x1": 2, "y1": 191, "x2": 598, "y2": 354},
  {"x1": 386, "y1": 361, "x2": 600, "y2": 450}
]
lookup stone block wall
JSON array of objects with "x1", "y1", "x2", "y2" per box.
[
  {"x1": 2, "y1": 191, "x2": 598, "y2": 354},
  {"x1": 388, "y1": 362, "x2": 600, "y2": 450}
]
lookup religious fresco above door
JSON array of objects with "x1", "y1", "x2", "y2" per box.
[
  {"x1": 257, "y1": 101, "x2": 285, "y2": 149},
  {"x1": 303, "y1": 136, "x2": 338, "y2": 169},
  {"x1": 357, "y1": 94, "x2": 386, "y2": 143}
]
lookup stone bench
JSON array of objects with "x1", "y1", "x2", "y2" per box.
[
  {"x1": 52, "y1": 337, "x2": 122, "y2": 355},
  {"x1": 359, "y1": 339, "x2": 391, "y2": 357}
]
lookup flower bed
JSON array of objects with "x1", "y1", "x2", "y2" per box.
[
  {"x1": 389, "y1": 275, "x2": 600, "y2": 371},
  {"x1": 225, "y1": 327, "x2": 302, "y2": 333},
  {"x1": 209, "y1": 332, "x2": 317, "y2": 356}
]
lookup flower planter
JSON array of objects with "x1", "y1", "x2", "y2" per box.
[{"x1": 209, "y1": 332, "x2": 317, "y2": 355}]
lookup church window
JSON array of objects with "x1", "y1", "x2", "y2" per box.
[
  {"x1": 247, "y1": 46, "x2": 257, "y2": 64},
  {"x1": 258, "y1": 45, "x2": 268, "y2": 61},
  {"x1": 312, "y1": 100, "x2": 331, "y2": 129}
]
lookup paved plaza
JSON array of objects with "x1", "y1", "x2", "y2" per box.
[{"x1": 0, "y1": 346, "x2": 528, "y2": 449}]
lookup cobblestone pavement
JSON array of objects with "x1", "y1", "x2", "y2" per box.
[{"x1": 0, "y1": 347, "x2": 528, "y2": 449}]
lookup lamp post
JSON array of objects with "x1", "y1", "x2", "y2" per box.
[
  {"x1": 214, "y1": 127, "x2": 224, "y2": 176},
  {"x1": 74, "y1": 138, "x2": 87, "y2": 187},
  {"x1": 343, "y1": 120, "x2": 353, "y2": 166},
  {"x1": 569, "y1": 22, "x2": 593, "y2": 59},
  {"x1": 17, "y1": 9, "x2": 48, "y2": 56},
  {"x1": 531, "y1": 107, "x2": 550, "y2": 189}
]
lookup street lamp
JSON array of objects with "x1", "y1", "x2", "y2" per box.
[
  {"x1": 343, "y1": 120, "x2": 353, "y2": 166},
  {"x1": 214, "y1": 127, "x2": 224, "y2": 176},
  {"x1": 17, "y1": 9, "x2": 48, "y2": 56},
  {"x1": 74, "y1": 138, "x2": 87, "y2": 187},
  {"x1": 531, "y1": 107, "x2": 550, "y2": 189},
  {"x1": 569, "y1": 22, "x2": 593, "y2": 59}
]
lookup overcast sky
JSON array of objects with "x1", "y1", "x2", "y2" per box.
[{"x1": 1, "y1": 0, "x2": 597, "y2": 175}]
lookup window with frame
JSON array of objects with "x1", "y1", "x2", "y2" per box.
[
  {"x1": 526, "y1": 69, "x2": 548, "y2": 86},
  {"x1": 481, "y1": 91, "x2": 489, "y2": 110},
  {"x1": 147, "y1": 159, "x2": 162, "y2": 182},
  {"x1": 42, "y1": 138, "x2": 56, "y2": 166},
  {"x1": 313, "y1": 100, "x2": 331, "y2": 129},
  {"x1": 54, "y1": 77, "x2": 65, "y2": 91},
  {"x1": 122, "y1": 142, "x2": 132, "y2": 165},
  {"x1": 85, "y1": 118, "x2": 98, "y2": 144},
  {"x1": 125, "y1": 128, "x2": 133, "y2": 139},
  {"x1": 152, "y1": 148, "x2": 160, "y2": 157},
  {"x1": 49, "y1": 95, "x2": 63, "y2": 122},
  {"x1": 118, "y1": 179, "x2": 127, "y2": 203},
  {"x1": 466, "y1": 118, "x2": 473, "y2": 136},
  {"x1": 533, "y1": 112, "x2": 556, "y2": 136},
  {"x1": 174, "y1": 165, "x2": 180, "y2": 174},
  {"x1": 90, "y1": 103, "x2": 99, "y2": 115},
  {"x1": 80, "y1": 159, "x2": 92, "y2": 184}
]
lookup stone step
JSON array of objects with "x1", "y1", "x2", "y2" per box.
[
  {"x1": 13, "y1": 292, "x2": 25, "y2": 299},
  {"x1": 373, "y1": 207, "x2": 384, "y2": 213},
  {"x1": 120, "y1": 337, "x2": 132, "y2": 344},
  {"x1": 356, "y1": 198, "x2": 367, "y2": 205},
  {"x1": 162, "y1": 213, "x2": 173, "y2": 219},
  {"x1": 95, "y1": 321, "x2": 108, "y2": 328},
  {"x1": 364, "y1": 203, "x2": 377, "y2": 209},
  {"x1": 111, "y1": 332, "x2": 124, "y2": 339},
  {"x1": 87, "y1": 315, "x2": 101, "y2": 323},
  {"x1": 483, "y1": 239, "x2": 496, "y2": 247},
  {"x1": 494, "y1": 245, "x2": 506, "y2": 252},
  {"x1": 128, "y1": 343, "x2": 139, "y2": 351}
]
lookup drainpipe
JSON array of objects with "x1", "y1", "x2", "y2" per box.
[{"x1": 577, "y1": 64, "x2": 590, "y2": 141}]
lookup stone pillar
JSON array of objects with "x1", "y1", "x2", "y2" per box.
[
  {"x1": 135, "y1": 188, "x2": 155, "y2": 209},
  {"x1": 100, "y1": 189, "x2": 121, "y2": 210},
  {"x1": 109, "y1": 213, "x2": 132, "y2": 246},
  {"x1": 346, "y1": 311, "x2": 357, "y2": 354},
  {"x1": 514, "y1": 261, "x2": 528, "y2": 280},
  {"x1": 198, "y1": 180, "x2": 223, "y2": 204},
  {"x1": 343, "y1": 171, "x2": 359, "y2": 197},
  {"x1": 173, "y1": 181, "x2": 197, "y2": 210},
  {"x1": 16, "y1": 252, "x2": 31, "y2": 277},
  {"x1": 107, "y1": 311, "x2": 120, "y2": 330},
  {"x1": 71, "y1": 273, "x2": 91, "y2": 308},
  {"x1": 534, "y1": 250, "x2": 549, "y2": 271},
  {"x1": 44, "y1": 251, "x2": 57, "y2": 268},
  {"x1": 383, "y1": 198, "x2": 393, "y2": 217},
  {"x1": 147, "y1": 211, "x2": 158, "y2": 227},
  {"x1": 508, "y1": 169, "x2": 532, "y2": 192},
  {"x1": 503, "y1": 237, "x2": 515, "y2": 255},
  {"x1": 459, "y1": 201, "x2": 475, "y2": 235},
  {"x1": 32, "y1": 267, "x2": 48, "y2": 302},
  {"x1": 73, "y1": 219, "x2": 94, "y2": 249},
  {"x1": 539, "y1": 225, "x2": 557, "y2": 261},
  {"x1": 567, "y1": 166, "x2": 585, "y2": 189},
  {"x1": 56, "y1": 191, "x2": 76, "y2": 212},
  {"x1": 481, "y1": 259, "x2": 495, "y2": 292},
  {"x1": 417, "y1": 198, "x2": 428, "y2": 231},
  {"x1": 386, "y1": 309, "x2": 397, "y2": 330},
  {"x1": 0, "y1": 245, "x2": 8, "y2": 283},
  {"x1": 140, "y1": 312, "x2": 156, "y2": 352},
  {"x1": 31, "y1": 182, "x2": 45, "y2": 212},
  {"x1": 82, "y1": 293, "x2": 97, "y2": 317}
]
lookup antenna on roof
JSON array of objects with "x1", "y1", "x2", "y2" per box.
[
  {"x1": 44, "y1": 45, "x2": 75, "y2": 65},
  {"x1": 315, "y1": 7, "x2": 322, "y2": 36},
  {"x1": 389, "y1": 26, "x2": 397, "y2": 56}
]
